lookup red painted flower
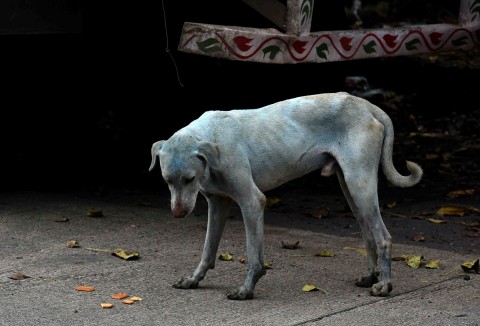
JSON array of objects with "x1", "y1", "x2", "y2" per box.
[
  {"x1": 428, "y1": 32, "x2": 443, "y2": 45},
  {"x1": 339, "y1": 37, "x2": 353, "y2": 51},
  {"x1": 383, "y1": 34, "x2": 398, "y2": 48},
  {"x1": 292, "y1": 40, "x2": 308, "y2": 54},
  {"x1": 233, "y1": 36, "x2": 254, "y2": 52}
]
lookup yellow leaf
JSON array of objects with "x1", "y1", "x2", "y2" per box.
[
  {"x1": 386, "y1": 201, "x2": 397, "y2": 209},
  {"x1": 66, "y1": 240, "x2": 79, "y2": 248},
  {"x1": 218, "y1": 252, "x2": 233, "y2": 261},
  {"x1": 129, "y1": 296, "x2": 142, "y2": 302},
  {"x1": 315, "y1": 251, "x2": 335, "y2": 257},
  {"x1": 436, "y1": 206, "x2": 466, "y2": 217},
  {"x1": 266, "y1": 197, "x2": 281, "y2": 208},
  {"x1": 446, "y1": 189, "x2": 475, "y2": 199},
  {"x1": 87, "y1": 208, "x2": 104, "y2": 217},
  {"x1": 425, "y1": 259, "x2": 441, "y2": 269},
  {"x1": 406, "y1": 255, "x2": 423, "y2": 269},
  {"x1": 356, "y1": 248, "x2": 367, "y2": 256},
  {"x1": 302, "y1": 284, "x2": 319, "y2": 292},
  {"x1": 100, "y1": 303, "x2": 113, "y2": 309},
  {"x1": 428, "y1": 218, "x2": 448, "y2": 224},
  {"x1": 343, "y1": 246, "x2": 357, "y2": 251},
  {"x1": 461, "y1": 259, "x2": 479, "y2": 273},
  {"x1": 263, "y1": 261, "x2": 272, "y2": 269},
  {"x1": 75, "y1": 285, "x2": 95, "y2": 292},
  {"x1": 112, "y1": 248, "x2": 140, "y2": 260}
]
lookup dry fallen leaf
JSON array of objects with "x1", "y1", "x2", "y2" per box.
[
  {"x1": 238, "y1": 257, "x2": 247, "y2": 264},
  {"x1": 309, "y1": 206, "x2": 330, "y2": 218},
  {"x1": 101, "y1": 303, "x2": 113, "y2": 309},
  {"x1": 50, "y1": 216, "x2": 69, "y2": 222},
  {"x1": 315, "y1": 251, "x2": 336, "y2": 257},
  {"x1": 129, "y1": 296, "x2": 142, "y2": 302},
  {"x1": 9, "y1": 272, "x2": 30, "y2": 280},
  {"x1": 436, "y1": 206, "x2": 466, "y2": 217},
  {"x1": 112, "y1": 293, "x2": 129, "y2": 300},
  {"x1": 302, "y1": 284, "x2": 319, "y2": 292},
  {"x1": 446, "y1": 189, "x2": 475, "y2": 199},
  {"x1": 385, "y1": 201, "x2": 397, "y2": 209},
  {"x1": 122, "y1": 299, "x2": 135, "y2": 305},
  {"x1": 263, "y1": 261, "x2": 272, "y2": 269},
  {"x1": 461, "y1": 259, "x2": 479, "y2": 273},
  {"x1": 356, "y1": 248, "x2": 367, "y2": 257},
  {"x1": 281, "y1": 240, "x2": 300, "y2": 250},
  {"x1": 406, "y1": 255, "x2": 423, "y2": 269},
  {"x1": 112, "y1": 248, "x2": 140, "y2": 260},
  {"x1": 218, "y1": 252, "x2": 233, "y2": 261},
  {"x1": 411, "y1": 234, "x2": 425, "y2": 242},
  {"x1": 266, "y1": 197, "x2": 281, "y2": 208},
  {"x1": 75, "y1": 285, "x2": 95, "y2": 292},
  {"x1": 66, "y1": 240, "x2": 80, "y2": 248},
  {"x1": 87, "y1": 208, "x2": 104, "y2": 217},
  {"x1": 428, "y1": 218, "x2": 448, "y2": 224},
  {"x1": 425, "y1": 259, "x2": 441, "y2": 269}
]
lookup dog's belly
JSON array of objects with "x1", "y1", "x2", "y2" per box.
[{"x1": 252, "y1": 151, "x2": 335, "y2": 192}]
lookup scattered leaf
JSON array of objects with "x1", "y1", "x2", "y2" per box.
[
  {"x1": 411, "y1": 234, "x2": 425, "y2": 242},
  {"x1": 112, "y1": 248, "x2": 140, "y2": 260},
  {"x1": 406, "y1": 255, "x2": 423, "y2": 269},
  {"x1": 66, "y1": 240, "x2": 80, "y2": 248},
  {"x1": 218, "y1": 252, "x2": 233, "y2": 261},
  {"x1": 9, "y1": 272, "x2": 30, "y2": 280},
  {"x1": 101, "y1": 303, "x2": 113, "y2": 309},
  {"x1": 436, "y1": 206, "x2": 466, "y2": 217},
  {"x1": 112, "y1": 293, "x2": 129, "y2": 300},
  {"x1": 343, "y1": 246, "x2": 357, "y2": 250},
  {"x1": 461, "y1": 259, "x2": 479, "y2": 273},
  {"x1": 87, "y1": 208, "x2": 104, "y2": 217},
  {"x1": 122, "y1": 299, "x2": 135, "y2": 305},
  {"x1": 309, "y1": 205, "x2": 330, "y2": 218},
  {"x1": 392, "y1": 254, "x2": 409, "y2": 261},
  {"x1": 266, "y1": 197, "x2": 281, "y2": 208},
  {"x1": 428, "y1": 218, "x2": 448, "y2": 224},
  {"x1": 425, "y1": 259, "x2": 441, "y2": 269},
  {"x1": 129, "y1": 296, "x2": 142, "y2": 302},
  {"x1": 263, "y1": 261, "x2": 272, "y2": 269},
  {"x1": 75, "y1": 285, "x2": 95, "y2": 292},
  {"x1": 356, "y1": 248, "x2": 367, "y2": 257},
  {"x1": 282, "y1": 240, "x2": 300, "y2": 250},
  {"x1": 302, "y1": 284, "x2": 319, "y2": 292},
  {"x1": 51, "y1": 216, "x2": 69, "y2": 222},
  {"x1": 315, "y1": 251, "x2": 336, "y2": 257},
  {"x1": 446, "y1": 189, "x2": 475, "y2": 199},
  {"x1": 385, "y1": 201, "x2": 397, "y2": 209}
]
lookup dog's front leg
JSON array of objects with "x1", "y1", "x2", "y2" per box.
[
  {"x1": 173, "y1": 195, "x2": 232, "y2": 289},
  {"x1": 227, "y1": 192, "x2": 267, "y2": 300}
]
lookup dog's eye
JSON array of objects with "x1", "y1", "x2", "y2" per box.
[{"x1": 185, "y1": 176, "x2": 195, "y2": 184}]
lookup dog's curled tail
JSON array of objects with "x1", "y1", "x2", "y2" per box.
[{"x1": 379, "y1": 113, "x2": 423, "y2": 188}]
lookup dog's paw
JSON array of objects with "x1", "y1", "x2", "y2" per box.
[
  {"x1": 355, "y1": 272, "x2": 379, "y2": 288},
  {"x1": 226, "y1": 288, "x2": 254, "y2": 300},
  {"x1": 172, "y1": 277, "x2": 199, "y2": 289},
  {"x1": 370, "y1": 281, "x2": 392, "y2": 296}
]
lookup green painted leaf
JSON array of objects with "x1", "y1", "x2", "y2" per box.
[
  {"x1": 362, "y1": 40, "x2": 377, "y2": 54},
  {"x1": 262, "y1": 45, "x2": 282, "y2": 60},
  {"x1": 315, "y1": 43, "x2": 329, "y2": 60},
  {"x1": 405, "y1": 38, "x2": 420, "y2": 51},
  {"x1": 452, "y1": 36, "x2": 469, "y2": 46},
  {"x1": 197, "y1": 38, "x2": 222, "y2": 54}
]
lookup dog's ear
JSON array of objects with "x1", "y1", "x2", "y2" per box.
[
  {"x1": 196, "y1": 141, "x2": 220, "y2": 170},
  {"x1": 149, "y1": 140, "x2": 165, "y2": 171}
]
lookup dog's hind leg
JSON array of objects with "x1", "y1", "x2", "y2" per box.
[
  {"x1": 173, "y1": 195, "x2": 232, "y2": 289},
  {"x1": 337, "y1": 168, "x2": 393, "y2": 296},
  {"x1": 227, "y1": 188, "x2": 267, "y2": 300}
]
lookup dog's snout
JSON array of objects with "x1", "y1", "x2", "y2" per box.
[{"x1": 172, "y1": 203, "x2": 187, "y2": 218}]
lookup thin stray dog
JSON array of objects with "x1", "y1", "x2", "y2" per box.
[{"x1": 149, "y1": 92, "x2": 423, "y2": 300}]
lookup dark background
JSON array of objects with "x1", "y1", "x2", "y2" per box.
[{"x1": 0, "y1": 0, "x2": 477, "y2": 193}]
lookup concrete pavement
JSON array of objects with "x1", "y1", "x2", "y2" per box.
[{"x1": 0, "y1": 190, "x2": 478, "y2": 326}]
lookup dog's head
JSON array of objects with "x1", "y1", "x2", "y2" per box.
[{"x1": 149, "y1": 134, "x2": 220, "y2": 218}]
